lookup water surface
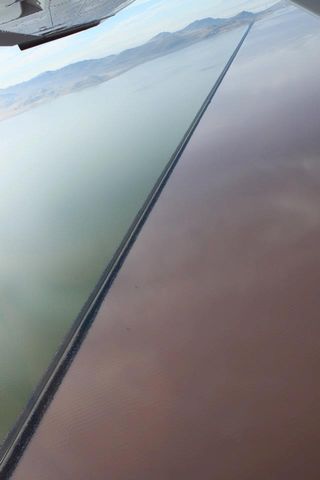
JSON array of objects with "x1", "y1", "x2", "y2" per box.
[{"x1": 0, "y1": 27, "x2": 246, "y2": 442}]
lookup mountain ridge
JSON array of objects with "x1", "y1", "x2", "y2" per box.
[{"x1": 0, "y1": 1, "x2": 287, "y2": 121}]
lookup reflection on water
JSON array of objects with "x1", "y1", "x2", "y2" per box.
[{"x1": 0, "y1": 27, "x2": 246, "y2": 442}]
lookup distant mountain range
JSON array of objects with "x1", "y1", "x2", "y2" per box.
[{"x1": 0, "y1": 1, "x2": 287, "y2": 121}]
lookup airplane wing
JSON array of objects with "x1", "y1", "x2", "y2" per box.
[
  {"x1": 0, "y1": 0, "x2": 135, "y2": 49},
  {"x1": 292, "y1": 0, "x2": 320, "y2": 15}
]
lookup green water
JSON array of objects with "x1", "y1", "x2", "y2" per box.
[{"x1": 0, "y1": 27, "x2": 246, "y2": 443}]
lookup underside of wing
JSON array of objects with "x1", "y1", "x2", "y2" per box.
[{"x1": 0, "y1": 0, "x2": 136, "y2": 49}]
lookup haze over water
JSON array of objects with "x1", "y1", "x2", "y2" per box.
[{"x1": 0, "y1": 27, "x2": 247, "y2": 443}]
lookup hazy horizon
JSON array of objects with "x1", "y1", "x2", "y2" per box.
[{"x1": 0, "y1": 0, "x2": 279, "y2": 89}]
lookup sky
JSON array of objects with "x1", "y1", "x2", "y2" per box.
[{"x1": 0, "y1": 0, "x2": 279, "y2": 89}]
